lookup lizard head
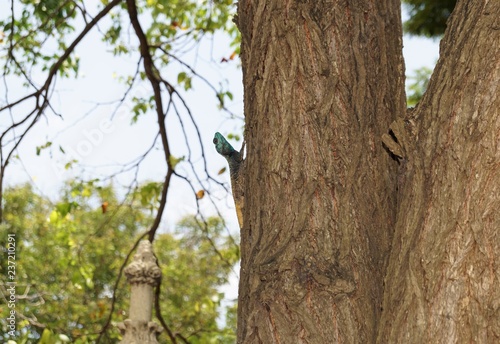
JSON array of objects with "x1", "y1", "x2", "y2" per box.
[{"x1": 213, "y1": 132, "x2": 236, "y2": 157}]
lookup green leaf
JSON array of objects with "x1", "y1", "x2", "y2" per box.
[
  {"x1": 36, "y1": 141, "x2": 52, "y2": 156},
  {"x1": 169, "y1": 155, "x2": 185, "y2": 169},
  {"x1": 49, "y1": 210, "x2": 59, "y2": 223},
  {"x1": 64, "y1": 159, "x2": 78, "y2": 170},
  {"x1": 39, "y1": 328, "x2": 55, "y2": 344},
  {"x1": 177, "y1": 71, "x2": 187, "y2": 83},
  {"x1": 139, "y1": 181, "x2": 163, "y2": 207},
  {"x1": 55, "y1": 201, "x2": 79, "y2": 217},
  {"x1": 227, "y1": 133, "x2": 241, "y2": 141},
  {"x1": 177, "y1": 72, "x2": 192, "y2": 90},
  {"x1": 406, "y1": 66, "x2": 433, "y2": 107},
  {"x1": 131, "y1": 96, "x2": 153, "y2": 123}
]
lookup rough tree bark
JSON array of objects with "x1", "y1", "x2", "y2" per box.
[
  {"x1": 236, "y1": 0, "x2": 499, "y2": 343},
  {"x1": 378, "y1": 1, "x2": 500, "y2": 343},
  {"x1": 236, "y1": 0, "x2": 405, "y2": 342}
]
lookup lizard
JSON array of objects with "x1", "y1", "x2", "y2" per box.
[{"x1": 213, "y1": 132, "x2": 245, "y2": 229}]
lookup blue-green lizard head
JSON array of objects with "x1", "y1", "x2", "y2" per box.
[{"x1": 213, "y1": 132, "x2": 237, "y2": 157}]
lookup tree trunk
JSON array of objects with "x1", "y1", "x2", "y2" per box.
[
  {"x1": 378, "y1": 1, "x2": 500, "y2": 342},
  {"x1": 236, "y1": 0, "x2": 405, "y2": 342}
]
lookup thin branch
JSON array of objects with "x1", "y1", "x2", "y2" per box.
[
  {"x1": 125, "y1": 0, "x2": 173, "y2": 242},
  {"x1": 176, "y1": 333, "x2": 192, "y2": 344},
  {"x1": 154, "y1": 274, "x2": 178, "y2": 344},
  {"x1": 173, "y1": 171, "x2": 238, "y2": 272},
  {"x1": 7, "y1": 0, "x2": 75, "y2": 53},
  {"x1": 158, "y1": 48, "x2": 236, "y2": 117},
  {"x1": 1, "y1": 0, "x2": 123, "y2": 112},
  {"x1": 0, "y1": 0, "x2": 124, "y2": 223},
  {"x1": 148, "y1": 169, "x2": 173, "y2": 241},
  {"x1": 3, "y1": 111, "x2": 41, "y2": 168}
]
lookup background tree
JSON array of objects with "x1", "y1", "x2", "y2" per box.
[
  {"x1": 155, "y1": 216, "x2": 239, "y2": 344},
  {"x1": 0, "y1": 182, "x2": 238, "y2": 343},
  {"x1": 403, "y1": 0, "x2": 457, "y2": 105},
  {"x1": 1, "y1": 1, "x2": 241, "y2": 341},
  {"x1": 403, "y1": 0, "x2": 457, "y2": 37},
  {"x1": 406, "y1": 66, "x2": 432, "y2": 107},
  {"x1": 236, "y1": 0, "x2": 498, "y2": 343}
]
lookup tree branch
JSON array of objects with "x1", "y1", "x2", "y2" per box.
[
  {"x1": 125, "y1": 0, "x2": 173, "y2": 242},
  {"x1": 0, "y1": 0, "x2": 124, "y2": 223}
]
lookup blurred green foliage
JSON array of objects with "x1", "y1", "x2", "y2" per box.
[
  {"x1": 402, "y1": 1, "x2": 456, "y2": 105},
  {"x1": 402, "y1": 0, "x2": 457, "y2": 37},
  {"x1": 0, "y1": 182, "x2": 238, "y2": 343},
  {"x1": 406, "y1": 66, "x2": 433, "y2": 107}
]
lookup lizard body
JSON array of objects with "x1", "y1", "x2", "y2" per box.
[{"x1": 213, "y1": 132, "x2": 245, "y2": 229}]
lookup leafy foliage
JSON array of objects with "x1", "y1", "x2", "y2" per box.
[
  {"x1": 155, "y1": 216, "x2": 239, "y2": 343},
  {"x1": 402, "y1": 0, "x2": 457, "y2": 37},
  {"x1": 402, "y1": 1, "x2": 452, "y2": 105},
  {"x1": 1, "y1": 1, "x2": 241, "y2": 343},
  {"x1": 0, "y1": 0, "x2": 80, "y2": 77},
  {"x1": 0, "y1": 183, "x2": 238, "y2": 343},
  {"x1": 406, "y1": 66, "x2": 433, "y2": 107}
]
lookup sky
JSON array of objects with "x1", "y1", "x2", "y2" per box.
[{"x1": 1, "y1": 1, "x2": 441, "y2": 312}]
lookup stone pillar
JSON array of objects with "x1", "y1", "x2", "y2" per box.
[{"x1": 117, "y1": 240, "x2": 163, "y2": 343}]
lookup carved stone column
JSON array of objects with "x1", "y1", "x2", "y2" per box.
[{"x1": 117, "y1": 240, "x2": 163, "y2": 343}]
